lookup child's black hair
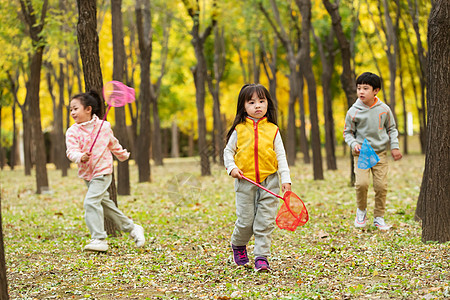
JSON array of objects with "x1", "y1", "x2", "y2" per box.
[
  {"x1": 71, "y1": 90, "x2": 103, "y2": 117},
  {"x1": 226, "y1": 83, "x2": 277, "y2": 142},
  {"x1": 356, "y1": 72, "x2": 381, "y2": 90}
]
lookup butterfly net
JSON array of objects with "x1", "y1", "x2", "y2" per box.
[
  {"x1": 357, "y1": 138, "x2": 379, "y2": 169},
  {"x1": 276, "y1": 191, "x2": 309, "y2": 231},
  {"x1": 103, "y1": 81, "x2": 135, "y2": 107}
]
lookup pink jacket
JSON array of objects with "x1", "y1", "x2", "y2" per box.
[{"x1": 65, "y1": 115, "x2": 130, "y2": 181}]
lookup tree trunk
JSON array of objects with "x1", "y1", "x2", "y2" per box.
[
  {"x1": 0, "y1": 105, "x2": 3, "y2": 169},
  {"x1": 29, "y1": 47, "x2": 49, "y2": 194},
  {"x1": 297, "y1": 0, "x2": 323, "y2": 180},
  {"x1": 112, "y1": 0, "x2": 130, "y2": 195},
  {"x1": 19, "y1": 0, "x2": 50, "y2": 194},
  {"x1": 416, "y1": 0, "x2": 450, "y2": 243},
  {"x1": 380, "y1": 0, "x2": 399, "y2": 120},
  {"x1": 407, "y1": 0, "x2": 427, "y2": 153},
  {"x1": 151, "y1": 94, "x2": 163, "y2": 166},
  {"x1": 297, "y1": 69, "x2": 310, "y2": 164},
  {"x1": 398, "y1": 47, "x2": 408, "y2": 154},
  {"x1": 207, "y1": 24, "x2": 225, "y2": 166},
  {"x1": 0, "y1": 194, "x2": 9, "y2": 299},
  {"x1": 188, "y1": 123, "x2": 195, "y2": 157},
  {"x1": 11, "y1": 98, "x2": 18, "y2": 168},
  {"x1": 7, "y1": 72, "x2": 20, "y2": 169},
  {"x1": 323, "y1": 0, "x2": 357, "y2": 185},
  {"x1": 259, "y1": 35, "x2": 278, "y2": 111},
  {"x1": 286, "y1": 67, "x2": 297, "y2": 166},
  {"x1": 21, "y1": 106, "x2": 32, "y2": 175},
  {"x1": 313, "y1": 27, "x2": 337, "y2": 170},
  {"x1": 171, "y1": 121, "x2": 179, "y2": 158},
  {"x1": 182, "y1": 0, "x2": 214, "y2": 176},
  {"x1": 77, "y1": 0, "x2": 119, "y2": 236},
  {"x1": 57, "y1": 60, "x2": 69, "y2": 177},
  {"x1": 135, "y1": 0, "x2": 152, "y2": 182}
]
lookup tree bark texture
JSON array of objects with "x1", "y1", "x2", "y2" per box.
[
  {"x1": 313, "y1": 27, "x2": 337, "y2": 170},
  {"x1": 182, "y1": 0, "x2": 214, "y2": 176},
  {"x1": 20, "y1": 0, "x2": 49, "y2": 194},
  {"x1": 323, "y1": 0, "x2": 357, "y2": 185},
  {"x1": 416, "y1": 0, "x2": 450, "y2": 243},
  {"x1": 135, "y1": 0, "x2": 152, "y2": 182},
  {"x1": 0, "y1": 195, "x2": 9, "y2": 299},
  {"x1": 407, "y1": 0, "x2": 427, "y2": 153},
  {"x1": 207, "y1": 24, "x2": 225, "y2": 165},
  {"x1": 297, "y1": 0, "x2": 324, "y2": 180},
  {"x1": 112, "y1": 0, "x2": 130, "y2": 195}
]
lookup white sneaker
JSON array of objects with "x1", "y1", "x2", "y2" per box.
[
  {"x1": 354, "y1": 208, "x2": 368, "y2": 228},
  {"x1": 130, "y1": 224, "x2": 145, "y2": 247},
  {"x1": 84, "y1": 239, "x2": 108, "y2": 252},
  {"x1": 374, "y1": 217, "x2": 392, "y2": 230}
]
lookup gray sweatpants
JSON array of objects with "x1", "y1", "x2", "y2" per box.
[
  {"x1": 231, "y1": 173, "x2": 279, "y2": 257},
  {"x1": 84, "y1": 174, "x2": 134, "y2": 239}
]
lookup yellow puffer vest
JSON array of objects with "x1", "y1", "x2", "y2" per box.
[{"x1": 235, "y1": 117, "x2": 279, "y2": 183}]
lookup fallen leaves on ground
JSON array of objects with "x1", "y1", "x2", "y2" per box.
[{"x1": 2, "y1": 154, "x2": 450, "y2": 299}]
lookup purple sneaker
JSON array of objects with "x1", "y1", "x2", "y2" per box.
[
  {"x1": 254, "y1": 256, "x2": 270, "y2": 272},
  {"x1": 232, "y1": 244, "x2": 249, "y2": 266}
]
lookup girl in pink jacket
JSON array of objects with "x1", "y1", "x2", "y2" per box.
[{"x1": 66, "y1": 90, "x2": 144, "y2": 252}]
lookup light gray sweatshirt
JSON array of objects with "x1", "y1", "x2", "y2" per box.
[{"x1": 344, "y1": 97, "x2": 399, "y2": 152}]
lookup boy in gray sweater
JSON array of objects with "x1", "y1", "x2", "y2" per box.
[{"x1": 344, "y1": 72, "x2": 402, "y2": 230}]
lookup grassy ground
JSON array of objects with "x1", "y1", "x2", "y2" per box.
[{"x1": 1, "y1": 153, "x2": 449, "y2": 299}]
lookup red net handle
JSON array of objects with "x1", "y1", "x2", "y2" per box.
[{"x1": 241, "y1": 175, "x2": 284, "y2": 200}]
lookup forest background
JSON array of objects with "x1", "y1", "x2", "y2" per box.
[{"x1": 0, "y1": 0, "x2": 430, "y2": 181}]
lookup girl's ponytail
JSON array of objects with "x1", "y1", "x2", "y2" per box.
[{"x1": 87, "y1": 90, "x2": 103, "y2": 117}]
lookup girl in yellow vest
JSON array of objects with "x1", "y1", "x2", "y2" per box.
[{"x1": 224, "y1": 83, "x2": 291, "y2": 271}]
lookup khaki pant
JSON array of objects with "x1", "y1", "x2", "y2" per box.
[
  {"x1": 353, "y1": 150, "x2": 389, "y2": 218},
  {"x1": 84, "y1": 174, "x2": 134, "y2": 239}
]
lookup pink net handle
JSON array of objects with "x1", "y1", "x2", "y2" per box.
[{"x1": 103, "y1": 81, "x2": 136, "y2": 107}]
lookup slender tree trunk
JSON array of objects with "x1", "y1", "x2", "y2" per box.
[
  {"x1": 207, "y1": 24, "x2": 225, "y2": 165},
  {"x1": 188, "y1": 122, "x2": 195, "y2": 157},
  {"x1": 380, "y1": 0, "x2": 399, "y2": 119},
  {"x1": 297, "y1": 69, "x2": 310, "y2": 164},
  {"x1": 7, "y1": 72, "x2": 20, "y2": 169},
  {"x1": 11, "y1": 99, "x2": 18, "y2": 168},
  {"x1": 29, "y1": 47, "x2": 49, "y2": 194},
  {"x1": 136, "y1": 0, "x2": 152, "y2": 182},
  {"x1": 19, "y1": 0, "x2": 49, "y2": 193},
  {"x1": 297, "y1": 0, "x2": 323, "y2": 180},
  {"x1": 0, "y1": 106, "x2": 3, "y2": 169},
  {"x1": 286, "y1": 67, "x2": 297, "y2": 166},
  {"x1": 323, "y1": 0, "x2": 357, "y2": 185},
  {"x1": 112, "y1": 0, "x2": 130, "y2": 195},
  {"x1": 0, "y1": 194, "x2": 9, "y2": 300},
  {"x1": 407, "y1": 0, "x2": 427, "y2": 153},
  {"x1": 259, "y1": 35, "x2": 278, "y2": 111},
  {"x1": 171, "y1": 121, "x2": 179, "y2": 158},
  {"x1": 182, "y1": 0, "x2": 214, "y2": 176},
  {"x1": 57, "y1": 60, "x2": 68, "y2": 177},
  {"x1": 398, "y1": 47, "x2": 408, "y2": 154},
  {"x1": 416, "y1": 0, "x2": 450, "y2": 243},
  {"x1": 151, "y1": 94, "x2": 163, "y2": 166},
  {"x1": 46, "y1": 69, "x2": 57, "y2": 165},
  {"x1": 21, "y1": 106, "x2": 32, "y2": 175},
  {"x1": 77, "y1": 0, "x2": 119, "y2": 236},
  {"x1": 313, "y1": 27, "x2": 337, "y2": 170}
]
